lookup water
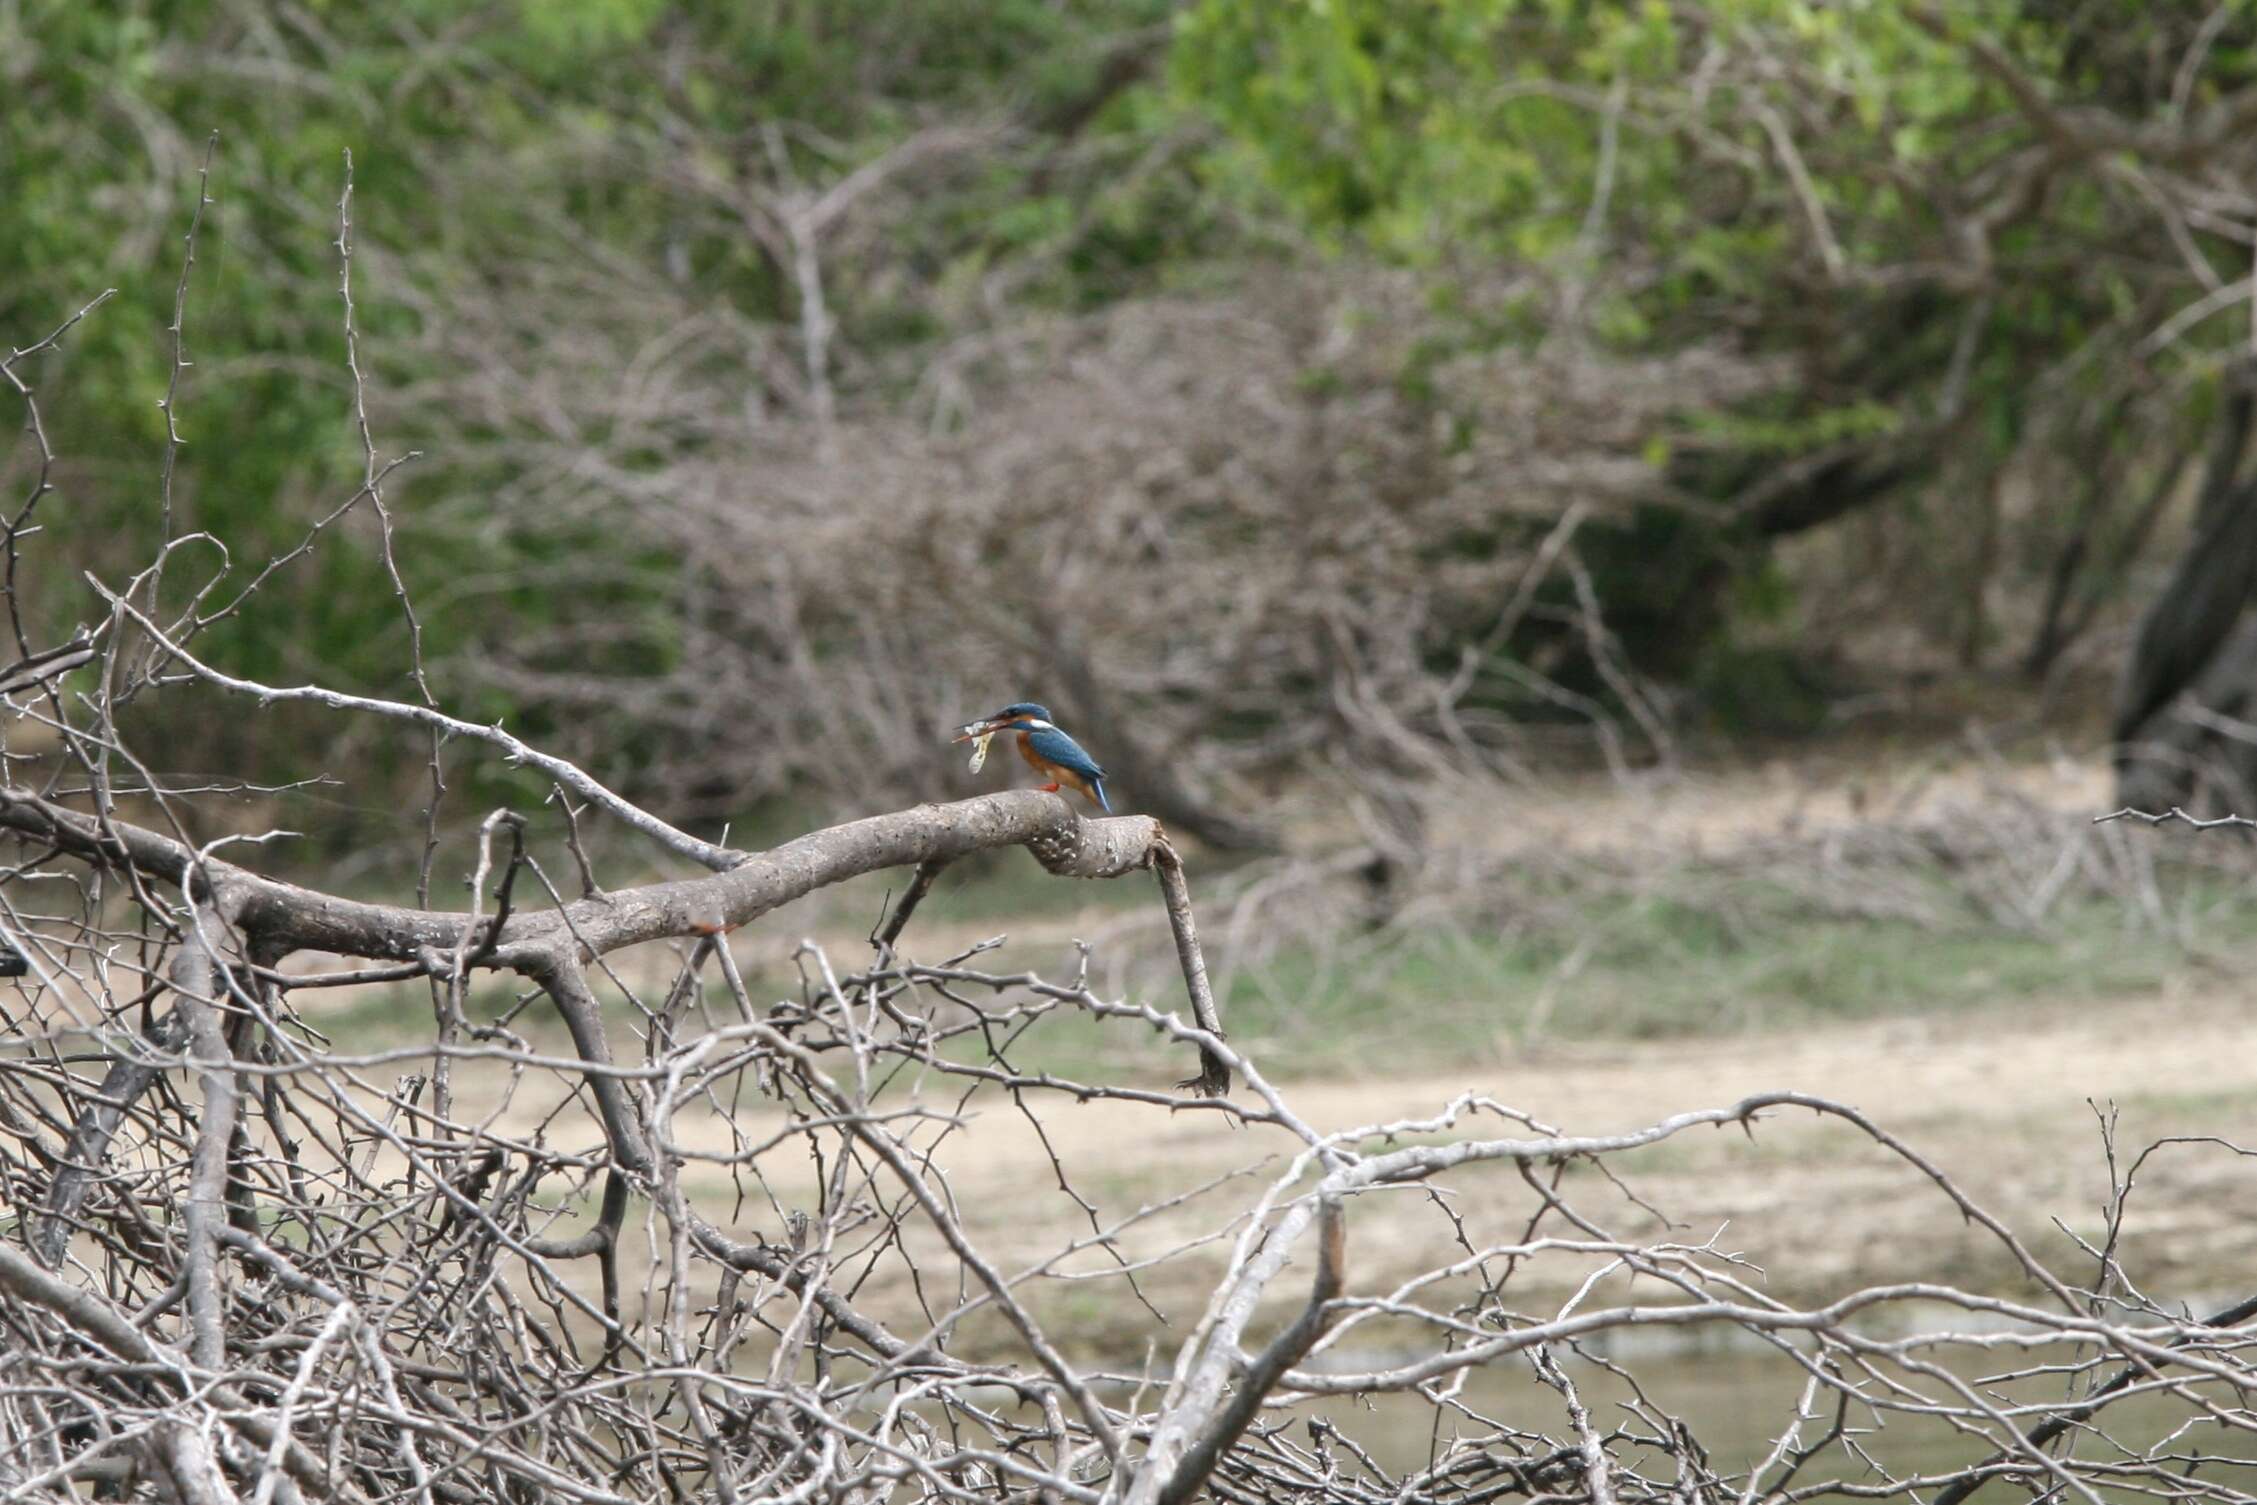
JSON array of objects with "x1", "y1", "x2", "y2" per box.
[{"x1": 1292, "y1": 1330, "x2": 2257, "y2": 1492}]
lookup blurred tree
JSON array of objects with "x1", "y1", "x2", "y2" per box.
[
  {"x1": 19, "y1": 0, "x2": 2257, "y2": 835},
  {"x1": 1175, "y1": 0, "x2": 2257, "y2": 723},
  {"x1": 1, "y1": 0, "x2": 1187, "y2": 827}
]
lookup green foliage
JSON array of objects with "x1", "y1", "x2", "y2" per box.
[
  {"x1": 1, "y1": 0, "x2": 1190, "y2": 815},
  {"x1": 1682, "y1": 399, "x2": 1902, "y2": 456},
  {"x1": 12, "y1": 0, "x2": 2257, "y2": 822},
  {"x1": 1691, "y1": 643, "x2": 1834, "y2": 737},
  {"x1": 1175, "y1": 0, "x2": 2257, "y2": 688}
]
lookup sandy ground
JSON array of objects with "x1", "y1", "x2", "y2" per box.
[
  {"x1": 1488, "y1": 748, "x2": 2116, "y2": 855},
  {"x1": 467, "y1": 978, "x2": 2253, "y2": 1358}
]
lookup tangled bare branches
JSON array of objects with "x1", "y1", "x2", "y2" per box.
[
  {"x1": 388, "y1": 251, "x2": 1738, "y2": 845},
  {"x1": 6, "y1": 831, "x2": 2257, "y2": 1504}
]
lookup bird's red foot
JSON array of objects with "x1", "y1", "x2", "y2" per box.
[{"x1": 1039, "y1": 781, "x2": 1061, "y2": 793}]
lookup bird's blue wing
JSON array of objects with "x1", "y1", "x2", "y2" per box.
[{"x1": 1027, "y1": 725, "x2": 1105, "y2": 781}]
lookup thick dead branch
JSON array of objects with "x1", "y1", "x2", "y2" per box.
[
  {"x1": 1153, "y1": 837, "x2": 1230, "y2": 1096},
  {"x1": 0, "y1": 785, "x2": 1168, "y2": 964},
  {"x1": 175, "y1": 907, "x2": 239, "y2": 1372},
  {"x1": 871, "y1": 856, "x2": 951, "y2": 952},
  {"x1": 31, "y1": 1005, "x2": 188, "y2": 1266},
  {"x1": 1154, "y1": 1195, "x2": 1345, "y2": 1505}
]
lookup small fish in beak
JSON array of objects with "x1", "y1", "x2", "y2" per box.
[{"x1": 952, "y1": 717, "x2": 1003, "y2": 772}]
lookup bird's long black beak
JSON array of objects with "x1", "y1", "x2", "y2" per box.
[{"x1": 952, "y1": 717, "x2": 1003, "y2": 745}]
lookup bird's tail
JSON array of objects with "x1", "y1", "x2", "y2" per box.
[{"x1": 1093, "y1": 779, "x2": 1112, "y2": 814}]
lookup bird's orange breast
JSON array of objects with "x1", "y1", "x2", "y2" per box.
[{"x1": 1016, "y1": 732, "x2": 1098, "y2": 800}]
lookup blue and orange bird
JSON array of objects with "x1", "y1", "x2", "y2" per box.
[{"x1": 954, "y1": 702, "x2": 1112, "y2": 813}]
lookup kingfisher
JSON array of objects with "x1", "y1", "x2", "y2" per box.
[{"x1": 954, "y1": 702, "x2": 1112, "y2": 813}]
